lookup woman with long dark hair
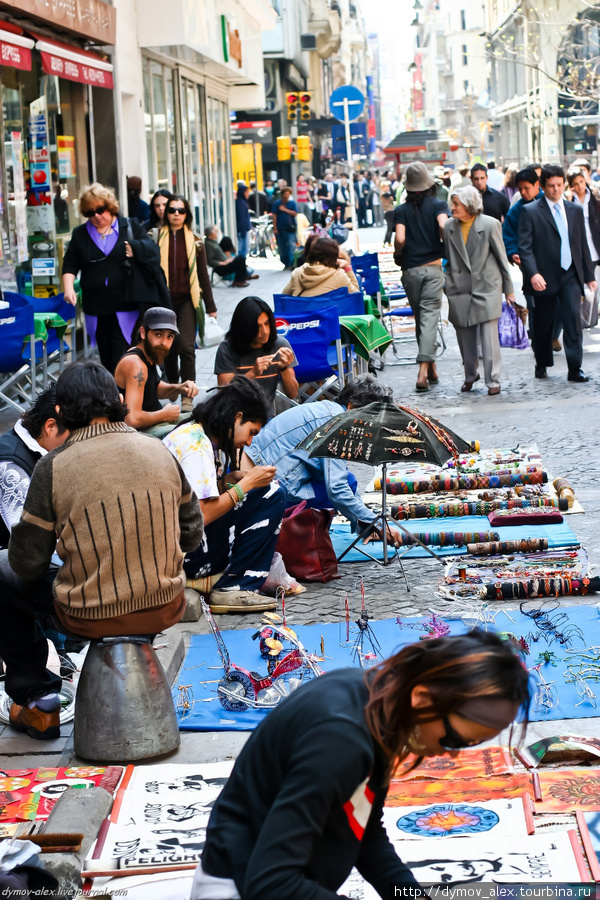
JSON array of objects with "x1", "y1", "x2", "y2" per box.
[
  {"x1": 191, "y1": 630, "x2": 530, "y2": 899},
  {"x1": 163, "y1": 376, "x2": 285, "y2": 613},
  {"x1": 214, "y1": 296, "x2": 298, "y2": 409},
  {"x1": 156, "y1": 194, "x2": 217, "y2": 410},
  {"x1": 393, "y1": 162, "x2": 450, "y2": 393},
  {"x1": 147, "y1": 189, "x2": 172, "y2": 232}
]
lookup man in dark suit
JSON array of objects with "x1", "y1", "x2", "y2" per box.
[
  {"x1": 471, "y1": 164, "x2": 510, "y2": 222},
  {"x1": 519, "y1": 164, "x2": 596, "y2": 382}
]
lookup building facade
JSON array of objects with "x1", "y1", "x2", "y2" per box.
[
  {"x1": 486, "y1": 0, "x2": 600, "y2": 165},
  {"x1": 410, "y1": 0, "x2": 493, "y2": 162},
  {"x1": 0, "y1": 0, "x2": 117, "y2": 295}
]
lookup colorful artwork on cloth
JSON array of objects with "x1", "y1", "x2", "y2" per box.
[
  {"x1": 394, "y1": 747, "x2": 513, "y2": 781},
  {"x1": 86, "y1": 763, "x2": 234, "y2": 876},
  {"x1": 382, "y1": 797, "x2": 531, "y2": 840},
  {"x1": 0, "y1": 767, "x2": 115, "y2": 821},
  {"x1": 386, "y1": 774, "x2": 534, "y2": 807},
  {"x1": 537, "y1": 768, "x2": 600, "y2": 812},
  {"x1": 577, "y1": 811, "x2": 600, "y2": 881}
]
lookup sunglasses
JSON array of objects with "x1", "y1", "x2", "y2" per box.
[
  {"x1": 167, "y1": 207, "x2": 186, "y2": 214},
  {"x1": 439, "y1": 717, "x2": 485, "y2": 752},
  {"x1": 83, "y1": 205, "x2": 107, "y2": 218}
]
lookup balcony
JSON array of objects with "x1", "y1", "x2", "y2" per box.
[{"x1": 306, "y1": 0, "x2": 342, "y2": 57}]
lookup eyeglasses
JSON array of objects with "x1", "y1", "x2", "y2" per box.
[
  {"x1": 83, "y1": 205, "x2": 107, "y2": 218},
  {"x1": 167, "y1": 207, "x2": 186, "y2": 215},
  {"x1": 439, "y1": 716, "x2": 484, "y2": 752}
]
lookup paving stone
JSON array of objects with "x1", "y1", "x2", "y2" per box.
[{"x1": 181, "y1": 587, "x2": 202, "y2": 622}]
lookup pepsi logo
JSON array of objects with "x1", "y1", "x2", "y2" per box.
[{"x1": 276, "y1": 318, "x2": 289, "y2": 336}]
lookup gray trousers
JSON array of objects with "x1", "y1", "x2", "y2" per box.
[
  {"x1": 401, "y1": 265, "x2": 444, "y2": 362},
  {"x1": 455, "y1": 318, "x2": 502, "y2": 388}
]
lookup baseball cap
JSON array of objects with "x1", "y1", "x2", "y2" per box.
[{"x1": 142, "y1": 306, "x2": 179, "y2": 334}]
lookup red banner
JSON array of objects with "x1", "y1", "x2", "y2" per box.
[
  {"x1": 0, "y1": 39, "x2": 31, "y2": 70},
  {"x1": 39, "y1": 49, "x2": 113, "y2": 87}
]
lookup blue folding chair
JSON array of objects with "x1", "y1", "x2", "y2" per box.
[
  {"x1": 5, "y1": 291, "x2": 75, "y2": 390},
  {"x1": 0, "y1": 293, "x2": 37, "y2": 412},
  {"x1": 274, "y1": 306, "x2": 345, "y2": 403},
  {"x1": 351, "y1": 252, "x2": 380, "y2": 296},
  {"x1": 274, "y1": 287, "x2": 364, "y2": 318}
]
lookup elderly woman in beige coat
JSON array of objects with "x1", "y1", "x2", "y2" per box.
[
  {"x1": 282, "y1": 236, "x2": 360, "y2": 296},
  {"x1": 443, "y1": 185, "x2": 515, "y2": 395}
]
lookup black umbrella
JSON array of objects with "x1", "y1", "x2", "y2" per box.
[
  {"x1": 297, "y1": 399, "x2": 471, "y2": 570},
  {"x1": 297, "y1": 398, "x2": 471, "y2": 467}
]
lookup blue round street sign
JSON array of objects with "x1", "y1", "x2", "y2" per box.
[{"x1": 329, "y1": 85, "x2": 365, "y2": 122}]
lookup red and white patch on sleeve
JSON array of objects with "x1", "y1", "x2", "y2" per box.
[{"x1": 343, "y1": 776, "x2": 375, "y2": 841}]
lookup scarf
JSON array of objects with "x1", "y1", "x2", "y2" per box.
[{"x1": 158, "y1": 224, "x2": 201, "y2": 310}]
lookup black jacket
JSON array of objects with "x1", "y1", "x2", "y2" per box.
[
  {"x1": 481, "y1": 186, "x2": 510, "y2": 222},
  {"x1": 519, "y1": 197, "x2": 595, "y2": 296},
  {"x1": 202, "y1": 668, "x2": 422, "y2": 900},
  {"x1": 62, "y1": 216, "x2": 155, "y2": 315},
  {"x1": 0, "y1": 428, "x2": 41, "y2": 548}
]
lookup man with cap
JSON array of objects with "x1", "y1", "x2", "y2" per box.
[
  {"x1": 393, "y1": 162, "x2": 450, "y2": 392},
  {"x1": 114, "y1": 307, "x2": 199, "y2": 438},
  {"x1": 433, "y1": 166, "x2": 449, "y2": 202}
]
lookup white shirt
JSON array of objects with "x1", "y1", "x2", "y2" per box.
[
  {"x1": 573, "y1": 188, "x2": 600, "y2": 262},
  {"x1": 546, "y1": 196, "x2": 567, "y2": 226},
  {"x1": 487, "y1": 169, "x2": 504, "y2": 190},
  {"x1": 0, "y1": 420, "x2": 46, "y2": 534}
]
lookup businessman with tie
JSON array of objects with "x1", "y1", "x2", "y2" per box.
[{"x1": 519, "y1": 164, "x2": 595, "y2": 382}]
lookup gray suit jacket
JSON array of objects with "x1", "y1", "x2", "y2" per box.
[{"x1": 443, "y1": 214, "x2": 514, "y2": 328}]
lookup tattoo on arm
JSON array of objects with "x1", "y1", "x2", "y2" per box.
[{"x1": 134, "y1": 369, "x2": 145, "y2": 389}]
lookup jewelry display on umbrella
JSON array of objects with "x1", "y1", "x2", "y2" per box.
[{"x1": 296, "y1": 399, "x2": 468, "y2": 574}]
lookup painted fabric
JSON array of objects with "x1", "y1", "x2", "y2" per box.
[{"x1": 164, "y1": 422, "x2": 219, "y2": 501}]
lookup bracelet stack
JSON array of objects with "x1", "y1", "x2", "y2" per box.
[{"x1": 227, "y1": 482, "x2": 246, "y2": 508}]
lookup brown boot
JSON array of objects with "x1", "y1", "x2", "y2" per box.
[{"x1": 9, "y1": 703, "x2": 60, "y2": 740}]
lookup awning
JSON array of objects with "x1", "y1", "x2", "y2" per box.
[
  {"x1": 0, "y1": 21, "x2": 33, "y2": 71},
  {"x1": 31, "y1": 33, "x2": 113, "y2": 89}
]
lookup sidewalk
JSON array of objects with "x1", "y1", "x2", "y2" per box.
[{"x1": 1, "y1": 225, "x2": 599, "y2": 770}]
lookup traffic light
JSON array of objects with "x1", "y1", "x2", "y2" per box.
[
  {"x1": 286, "y1": 92, "x2": 299, "y2": 121},
  {"x1": 298, "y1": 91, "x2": 311, "y2": 119},
  {"x1": 286, "y1": 91, "x2": 312, "y2": 120},
  {"x1": 296, "y1": 135, "x2": 311, "y2": 161},
  {"x1": 277, "y1": 136, "x2": 291, "y2": 160}
]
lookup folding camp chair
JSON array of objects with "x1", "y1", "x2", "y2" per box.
[
  {"x1": 0, "y1": 293, "x2": 37, "y2": 412},
  {"x1": 273, "y1": 305, "x2": 345, "y2": 405},
  {"x1": 6, "y1": 292, "x2": 75, "y2": 390}
]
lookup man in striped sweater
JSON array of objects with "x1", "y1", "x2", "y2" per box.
[{"x1": 2, "y1": 360, "x2": 203, "y2": 740}]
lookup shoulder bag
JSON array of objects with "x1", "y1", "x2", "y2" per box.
[{"x1": 276, "y1": 501, "x2": 340, "y2": 583}]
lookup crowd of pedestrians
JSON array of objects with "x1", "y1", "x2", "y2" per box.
[{"x1": 392, "y1": 157, "x2": 597, "y2": 394}]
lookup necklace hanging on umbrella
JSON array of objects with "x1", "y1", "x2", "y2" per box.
[{"x1": 296, "y1": 399, "x2": 471, "y2": 572}]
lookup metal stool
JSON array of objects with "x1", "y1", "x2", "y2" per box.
[{"x1": 74, "y1": 636, "x2": 180, "y2": 762}]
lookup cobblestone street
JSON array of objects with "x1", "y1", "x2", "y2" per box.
[{"x1": 1, "y1": 225, "x2": 599, "y2": 770}]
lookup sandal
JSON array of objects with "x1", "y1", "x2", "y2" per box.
[
  {"x1": 427, "y1": 364, "x2": 439, "y2": 384},
  {"x1": 416, "y1": 379, "x2": 430, "y2": 392}
]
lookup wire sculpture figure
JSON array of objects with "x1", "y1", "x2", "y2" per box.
[
  {"x1": 176, "y1": 684, "x2": 195, "y2": 720},
  {"x1": 530, "y1": 664, "x2": 559, "y2": 714}
]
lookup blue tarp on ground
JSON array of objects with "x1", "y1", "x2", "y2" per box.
[
  {"x1": 176, "y1": 604, "x2": 600, "y2": 731},
  {"x1": 330, "y1": 516, "x2": 579, "y2": 560}
]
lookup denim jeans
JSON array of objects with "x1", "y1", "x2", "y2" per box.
[
  {"x1": 237, "y1": 232, "x2": 250, "y2": 257},
  {"x1": 276, "y1": 230, "x2": 297, "y2": 268}
]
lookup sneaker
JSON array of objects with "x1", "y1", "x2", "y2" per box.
[
  {"x1": 9, "y1": 702, "x2": 60, "y2": 740},
  {"x1": 186, "y1": 571, "x2": 226, "y2": 594},
  {"x1": 209, "y1": 590, "x2": 277, "y2": 613},
  {"x1": 58, "y1": 653, "x2": 77, "y2": 679}
]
